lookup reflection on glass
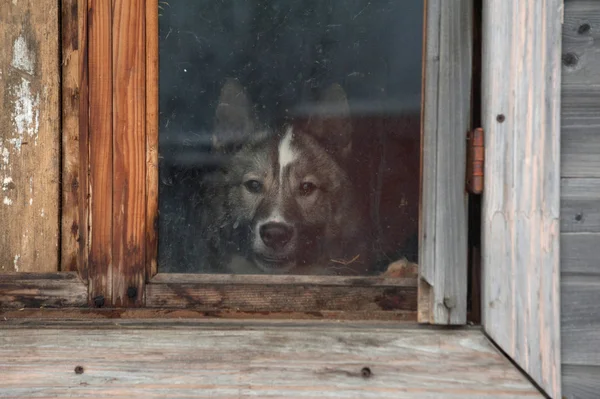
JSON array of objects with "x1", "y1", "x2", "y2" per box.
[{"x1": 158, "y1": 1, "x2": 423, "y2": 275}]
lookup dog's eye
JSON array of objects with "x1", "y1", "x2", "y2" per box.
[
  {"x1": 299, "y1": 182, "x2": 317, "y2": 196},
  {"x1": 244, "y1": 180, "x2": 263, "y2": 193}
]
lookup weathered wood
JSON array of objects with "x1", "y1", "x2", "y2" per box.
[
  {"x1": 562, "y1": 364, "x2": 600, "y2": 399},
  {"x1": 0, "y1": 323, "x2": 543, "y2": 398},
  {"x1": 112, "y1": 0, "x2": 146, "y2": 307},
  {"x1": 561, "y1": 275, "x2": 600, "y2": 366},
  {"x1": 147, "y1": 274, "x2": 417, "y2": 313},
  {"x1": 481, "y1": 1, "x2": 562, "y2": 397},
  {"x1": 88, "y1": 0, "x2": 113, "y2": 305},
  {"x1": 0, "y1": 0, "x2": 59, "y2": 272},
  {"x1": 561, "y1": 3, "x2": 600, "y2": 397},
  {"x1": 61, "y1": 0, "x2": 89, "y2": 279},
  {"x1": 418, "y1": 0, "x2": 471, "y2": 325},
  {"x1": 561, "y1": 0, "x2": 600, "y2": 86},
  {"x1": 0, "y1": 272, "x2": 87, "y2": 309},
  {"x1": 561, "y1": 178, "x2": 600, "y2": 233},
  {"x1": 561, "y1": 0, "x2": 600, "y2": 179},
  {"x1": 0, "y1": 308, "x2": 417, "y2": 322},
  {"x1": 146, "y1": 0, "x2": 159, "y2": 279},
  {"x1": 561, "y1": 127, "x2": 600, "y2": 178},
  {"x1": 151, "y1": 273, "x2": 417, "y2": 286},
  {"x1": 561, "y1": 233, "x2": 600, "y2": 275}
]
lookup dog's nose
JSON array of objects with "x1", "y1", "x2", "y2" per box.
[{"x1": 260, "y1": 223, "x2": 293, "y2": 250}]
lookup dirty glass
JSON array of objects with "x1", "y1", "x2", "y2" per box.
[{"x1": 158, "y1": 0, "x2": 423, "y2": 275}]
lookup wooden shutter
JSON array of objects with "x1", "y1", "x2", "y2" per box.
[{"x1": 481, "y1": 1, "x2": 563, "y2": 398}]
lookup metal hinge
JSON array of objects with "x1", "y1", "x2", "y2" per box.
[{"x1": 466, "y1": 127, "x2": 484, "y2": 195}]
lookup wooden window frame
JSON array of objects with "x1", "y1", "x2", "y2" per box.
[{"x1": 1, "y1": 0, "x2": 473, "y2": 326}]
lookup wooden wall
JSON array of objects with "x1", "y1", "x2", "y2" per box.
[
  {"x1": 561, "y1": 1, "x2": 600, "y2": 398},
  {"x1": 0, "y1": 0, "x2": 60, "y2": 273}
]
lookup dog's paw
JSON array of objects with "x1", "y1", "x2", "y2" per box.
[{"x1": 382, "y1": 258, "x2": 419, "y2": 278}]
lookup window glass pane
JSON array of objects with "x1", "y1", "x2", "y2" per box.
[{"x1": 158, "y1": 0, "x2": 423, "y2": 275}]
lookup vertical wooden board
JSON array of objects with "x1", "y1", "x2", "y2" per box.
[
  {"x1": 0, "y1": 0, "x2": 59, "y2": 273},
  {"x1": 481, "y1": 1, "x2": 562, "y2": 398},
  {"x1": 61, "y1": 0, "x2": 89, "y2": 278},
  {"x1": 419, "y1": 0, "x2": 471, "y2": 325},
  {"x1": 88, "y1": 0, "x2": 113, "y2": 304},
  {"x1": 112, "y1": 0, "x2": 146, "y2": 306},
  {"x1": 146, "y1": 0, "x2": 159, "y2": 279}
]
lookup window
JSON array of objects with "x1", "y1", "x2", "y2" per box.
[{"x1": 157, "y1": 1, "x2": 423, "y2": 276}]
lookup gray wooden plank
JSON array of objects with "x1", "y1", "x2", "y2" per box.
[
  {"x1": 561, "y1": 0, "x2": 600, "y2": 86},
  {"x1": 561, "y1": 233, "x2": 600, "y2": 275},
  {"x1": 562, "y1": 127, "x2": 600, "y2": 178},
  {"x1": 419, "y1": 0, "x2": 471, "y2": 325},
  {"x1": 561, "y1": 0, "x2": 600, "y2": 178},
  {"x1": 481, "y1": 1, "x2": 562, "y2": 397},
  {"x1": 562, "y1": 364, "x2": 600, "y2": 399},
  {"x1": 561, "y1": 274, "x2": 600, "y2": 366},
  {"x1": 561, "y1": 179, "x2": 600, "y2": 232},
  {"x1": 0, "y1": 323, "x2": 544, "y2": 398}
]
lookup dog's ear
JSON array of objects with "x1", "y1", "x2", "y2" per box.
[
  {"x1": 213, "y1": 78, "x2": 255, "y2": 149},
  {"x1": 306, "y1": 83, "x2": 353, "y2": 158}
]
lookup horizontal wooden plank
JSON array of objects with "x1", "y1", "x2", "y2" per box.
[
  {"x1": 561, "y1": 233, "x2": 600, "y2": 275},
  {"x1": 561, "y1": 126, "x2": 600, "y2": 178},
  {"x1": 0, "y1": 272, "x2": 87, "y2": 309},
  {"x1": 561, "y1": 274, "x2": 600, "y2": 366},
  {"x1": 561, "y1": 178, "x2": 600, "y2": 232},
  {"x1": 562, "y1": 364, "x2": 600, "y2": 399},
  {"x1": 0, "y1": 308, "x2": 418, "y2": 322},
  {"x1": 561, "y1": 0, "x2": 600, "y2": 180},
  {"x1": 561, "y1": 85, "x2": 600, "y2": 126},
  {"x1": 561, "y1": 0, "x2": 600, "y2": 86},
  {"x1": 0, "y1": 323, "x2": 543, "y2": 398},
  {"x1": 151, "y1": 273, "x2": 416, "y2": 287},
  {"x1": 147, "y1": 276, "x2": 417, "y2": 313}
]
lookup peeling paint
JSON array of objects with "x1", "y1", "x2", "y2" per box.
[
  {"x1": 40, "y1": 208, "x2": 45, "y2": 217},
  {"x1": 3, "y1": 197, "x2": 12, "y2": 205},
  {"x1": 2, "y1": 177, "x2": 13, "y2": 190},
  {"x1": 28, "y1": 176, "x2": 33, "y2": 205},
  {"x1": 12, "y1": 34, "x2": 35, "y2": 74},
  {"x1": 1, "y1": 144, "x2": 9, "y2": 167},
  {"x1": 11, "y1": 77, "x2": 40, "y2": 150},
  {"x1": 13, "y1": 254, "x2": 20, "y2": 272}
]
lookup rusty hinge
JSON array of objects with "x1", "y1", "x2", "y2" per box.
[{"x1": 466, "y1": 127, "x2": 484, "y2": 195}]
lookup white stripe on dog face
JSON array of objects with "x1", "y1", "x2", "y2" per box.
[
  {"x1": 259, "y1": 127, "x2": 296, "y2": 225},
  {"x1": 278, "y1": 127, "x2": 296, "y2": 185}
]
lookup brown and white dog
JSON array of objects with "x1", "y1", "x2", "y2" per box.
[{"x1": 203, "y1": 79, "x2": 370, "y2": 275}]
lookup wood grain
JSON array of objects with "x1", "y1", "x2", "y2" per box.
[
  {"x1": 88, "y1": 0, "x2": 113, "y2": 305},
  {"x1": 481, "y1": 1, "x2": 562, "y2": 397},
  {"x1": 562, "y1": 364, "x2": 600, "y2": 399},
  {"x1": 561, "y1": 2, "x2": 600, "y2": 397},
  {"x1": 146, "y1": 0, "x2": 159, "y2": 279},
  {"x1": 147, "y1": 274, "x2": 417, "y2": 313},
  {"x1": 112, "y1": 0, "x2": 146, "y2": 307},
  {"x1": 561, "y1": 0, "x2": 600, "y2": 179},
  {"x1": 561, "y1": 275, "x2": 600, "y2": 366},
  {"x1": 418, "y1": 0, "x2": 471, "y2": 325},
  {"x1": 0, "y1": 272, "x2": 87, "y2": 309},
  {"x1": 561, "y1": 233, "x2": 600, "y2": 275},
  {"x1": 0, "y1": 323, "x2": 544, "y2": 398},
  {"x1": 560, "y1": 178, "x2": 600, "y2": 233},
  {"x1": 0, "y1": 0, "x2": 60, "y2": 272},
  {"x1": 61, "y1": 0, "x2": 89, "y2": 279},
  {"x1": 0, "y1": 308, "x2": 418, "y2": 322}
]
